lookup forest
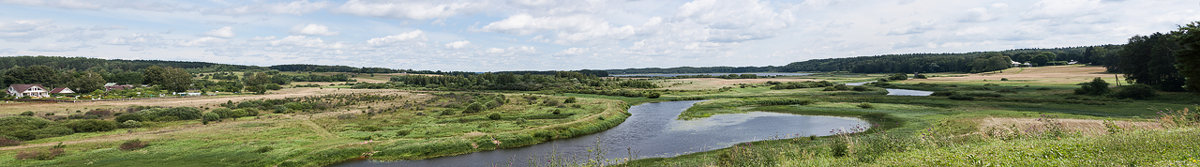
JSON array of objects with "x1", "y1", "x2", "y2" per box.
[{"x1": 604, "y1": 45, "x2": 1124, "y2": 74}]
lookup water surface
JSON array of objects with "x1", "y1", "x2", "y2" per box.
[
  {"x1": 846, "y1": 81, "x2": 934, "y2": 96},
  {"x1": 336, "y1": 100, "x2": 868, "y2": 167}
]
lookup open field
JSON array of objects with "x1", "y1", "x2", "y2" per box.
[
  {"x1": 0, "y1": 90, "x2": 630, "y2": 166},
  {"x1": 0, "y1": 87, "x2": 400, "y2": 116},
  {"x1": 900, "y1": 65, "x2": 1119, "y2": 87}
]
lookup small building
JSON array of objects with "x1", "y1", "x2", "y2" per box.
[
  {"x1": 49, "y1": 87, "x2": 75, "y2": 94},
  {"x1": 1010, "y1": 61, "x2": 1021, "y2": 67},
  {"x1": 7, "y1": 84, "x2": 50, "y2": 98},
  {"x1": 105, "y1": 85, "x2": 135, "y2": 91}
]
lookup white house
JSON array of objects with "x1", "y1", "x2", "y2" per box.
[
  {"x1": 7, "y1": 84, "x2": 50, "y2": 98},
  {"x1": 50, "y1": 87, "x2": 75, "y2": 94}
]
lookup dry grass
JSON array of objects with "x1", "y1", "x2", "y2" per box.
[
  {"x1": 901, "y1": 65, "x2": 1117, "y2": 86},
  {"x1": 977, "y1": 117, "x2": 1161, "y2": 137}
]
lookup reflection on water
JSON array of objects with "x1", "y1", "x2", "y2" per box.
[
  {"x1": 846, "y1": 81, "x2": 934, "y2": 96},
  {"x1": 335, "y1": 100, "x2": 869, "y2": 167}
]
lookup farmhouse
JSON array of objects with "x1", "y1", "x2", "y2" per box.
[
  {"x1": 7, "y1": 84, "x2": 50, "y2": 98},
  {"x1": 50, "y1": 87, "x2": 75, "y2": 94}
]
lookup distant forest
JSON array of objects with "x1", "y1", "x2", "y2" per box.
[{"x1": 605, "y1": 45, "x2": 1123, "y2": 74}]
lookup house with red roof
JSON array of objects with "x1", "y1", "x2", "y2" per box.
[{"x1": 7, "y1": 84, "x2": 50, "y2": 98}]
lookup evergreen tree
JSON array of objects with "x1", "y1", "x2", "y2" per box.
[{"x1": 1176, "y1": 21, "x2": 1200, "y2": 93}]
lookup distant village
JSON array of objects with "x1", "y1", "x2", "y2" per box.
[{"x1": 6, "y1": 83, "x2": 139, "y2": 99}]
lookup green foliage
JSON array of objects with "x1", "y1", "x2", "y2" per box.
[
  {"x1": 770, "y1": 81, "x2": 835, "y2": 90},
  {"x1": 19, "y1": 111, "x2": 34, "y2": 116},
  {"x1": 64, "y1": 119, "x2": 117, "y2": 132},
  {"x1": 1176, "y1": 21, "x2": 1200, "y2": 93},
  {"x1": 887, "y1": 73, "x2": 909, "y2": 81},
  {"x1": 1113, "y1": 85, "x2": 1158, "y2": 100},
  {"x1": 202, "y1": 112, "x2": 220, "y2": 125},
  {"x1": 1112, "y1": 32, "x2": 1186, "y2": 91},
  {"x1": 463, "y1": 103, "x2": 485, "y2": 113},
  {"x1": 857, "y1": 103, "x2": 874, "y2": 109},
  {"x1": 144, "y1": 66, "x2": 194, "y2": 92},
  {"x1": 119, "y1": 120, "x2": 143, "y2": 128},
  {"x1": 564, "y1": 97, "x2": 577, "y2": 103},
  {"x1": 948, "y1": 94, "x2": 975, "y2": 100},
  {"x1": 488, "y1": 113, "x2": 502, "y2": 120},
  {"x1": 0, "y1": 116, "x2": 72, "y2": 140},
  {"x1": 618, "y1": 80, "x2": 659, "y2": 88},
  {"x1": 1074, "y1": 77, "x2": 1111, "y2": 95}
]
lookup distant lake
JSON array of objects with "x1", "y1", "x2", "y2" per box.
[
  {"x1": 612, "y1": 72, "x2": 813, "y2": 77},
  {"x1": 335, "y1": 100, "x2": 868, "y2": 167}
]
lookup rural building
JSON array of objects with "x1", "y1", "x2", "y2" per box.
[
  {"x1": 7, "y1": 84, "x2": 50, "y2": 98},
  {"x1": 49, "y1": 87, "x2": 75, "y2": 94},
  {"x1": 104, "y1": 84, "x2": 135, "y2": 91}
]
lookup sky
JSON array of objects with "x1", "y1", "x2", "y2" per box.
[{"x1": 0, "y1": 0, "x2": 1197, "y2": 72}]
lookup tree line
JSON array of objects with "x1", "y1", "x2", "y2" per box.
[
  {"x1": 1106, "y1": 21, "x2": 1200, "y2": 93},
  {"x1": 389, "y1": 71, "x2": 657, "y2": 91}
]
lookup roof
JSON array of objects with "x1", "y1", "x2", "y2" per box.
[
  {"x1": 8, "y1": 84, "x2": 45, "y2": 93},
  {"x1": 50, "y1": 87, "x2": 73, "y2": 94}
]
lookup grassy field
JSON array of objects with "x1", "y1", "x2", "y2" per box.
[
  {"x1": 620, "y1": 65, "x2": 1200, "y2": 166},
  {"x1": 0, "y1": 90, "x2": 630, "y2": 166},
  {"x1": 2, "y1": 65, "x2": 1198, "y2": 167}
]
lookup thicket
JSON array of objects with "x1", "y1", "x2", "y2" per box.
[{"x1": 768, "y1": 81, "x2": 835, "y2": 90}]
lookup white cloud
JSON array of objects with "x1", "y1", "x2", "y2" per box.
[
  {"x1": 482, "y1": 14, "x2": 635, "y2": 43},
  {"x1": 205, "y1": 26, "x2": 235, "y2": 38},
  {"x1": 270, "y1": 35, "x2": 341, "y2": 48},
  {"x1": 366, "y1": 30, "x2": 425, "y2": 46},
  {"x1": 335, "y1": 0, "x2": 478, "y2": 20},
  {"x1": 291, "y1": 24, "x2": 338, "y2": 36},
  {"x1": 444, "y1": 40, "x2": 470, "y2": 49},
  {"x1": 559, "y1": 47, "x2": 587, "y2": 55},
  {"x1": 0, "y1": 20, "x2": 54, "y2": 42}
]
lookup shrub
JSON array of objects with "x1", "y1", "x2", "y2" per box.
[
  {"x1": 1074, "y1": 77, "x2": 1111, "y2": 95},
  {"x1": 552, "y1": 109, "x2": 561, "y2": 115},
  {"x1": 857, "y1": 103, "x2": 874, "y2": 109},
  {"x1": 119, "y1": 139, "x2": 148, "y2": 151},
  {"x1": 255, "y1": 146, "x2": 274, "y2": 153},
  {"x1": 0, "y1": 136, "x2": 20, "y2": 146},
  {"x1": 463, "y1": 103, "x2": 485, "y2": 113},
  {"x1": 19, "y1": 111, "x2": 34, "y2": 116},
  {"x1": 395, "y1": 130, "x2": 410, "y2": 137},
  {"x1": 645, "y1": 92, "x2": 661, "y2": 98},
  {"x1": 931, "y1": 91, "x2": 956, "y2": 96},
  {"x1": 84, "y1": 109, "x2": 114, "y2": 117},
  {"x1": 564, "y1": 97, "x2": 577, "y2": 103},
  {"x1": 830, "y1": 139, "x2": 848, "y2": 157},
  {"x1": 202, "y1": 112, "x2": 220, "y2": 125},
  {"x1": 887, "y1": 73, "x2": 908, "y2": 81},
  {"x1": 488, "y1": 113, "x2": 502, "y2": 120},
  {"x1": 852, "y1": 86, "x2": 871, "y2": 91},
  {"x1": 1001, "y1": 78, "x2": 1009, "y2": 81},
  {"x1": 65, "y1": 119, "x2": 118, "y2": 132},
  {"x1": 120, "y1": 120, "x2": 143, "y2": 128},
  {"x1": 948, "y1": 94, "x2": 975, "y2": 100},
  {"x1": 1114, "y1": 85, "x2": 1157, "y2": 100},
  {"x1": 914, "y1": 74, "x2": 928, "y2": 79}
]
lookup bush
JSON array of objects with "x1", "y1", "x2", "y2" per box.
[
  {"x1": 15, "y1": 147, "x2": 63, "y2": 160},
  {"x1": 202, "y1": 112, "x2": 220, "y2": 125},
  {"x1": 19, "y1": 111, "x2": 34, "y2": 116},
  {"x1": 948, "y1": 94, "x2": 975, "y2": 100},
  {"x1": 255, "y1": 146, "x2": 274, "y2": 153},
  {"x1": 1074, "y1": 77, "x2": 1111, "y2": 96},
  {"x1": 119, "y1": 139, "x2": 148, "y2": 151},
  {"x1": 0, "y1": 136, "x2": 20, "y2": 146},
  {"x1": 857, "y1": 103, "x2": 874, "y2": 109},
  {"x1": 931, "y1": 91, "x2": 956, "y2": 96},
  {"x1": 488, "y1": 113, "x2": 502, "y2": 120},
  {"x1": 120, "y1": 120, "x2": 143, "y2": 128},
  {"x1": 1113, "y1": 85, "x2": 1158, "y2": 100},
  {"x1": 887, "y1": 73, "x2": 908, "y2": 81},
  {"x1": 914, "y1": 74, "x2": 928, "y2": 79},
  {"x1": 64, "y1": 119, "x2": 118, "y2": 132},
  {"x1": 1001, "y1": 78, "x2": 1009, "y2": 81},
  {"x1": 563, "y1": 97, "x2": 577, "y2": 103},
  {"x1": 645, "y1": 92, "x2": 661, "y2": 98},
  {"x1": 463, "y1": 103, "x2": 485, "y2": 113}
]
